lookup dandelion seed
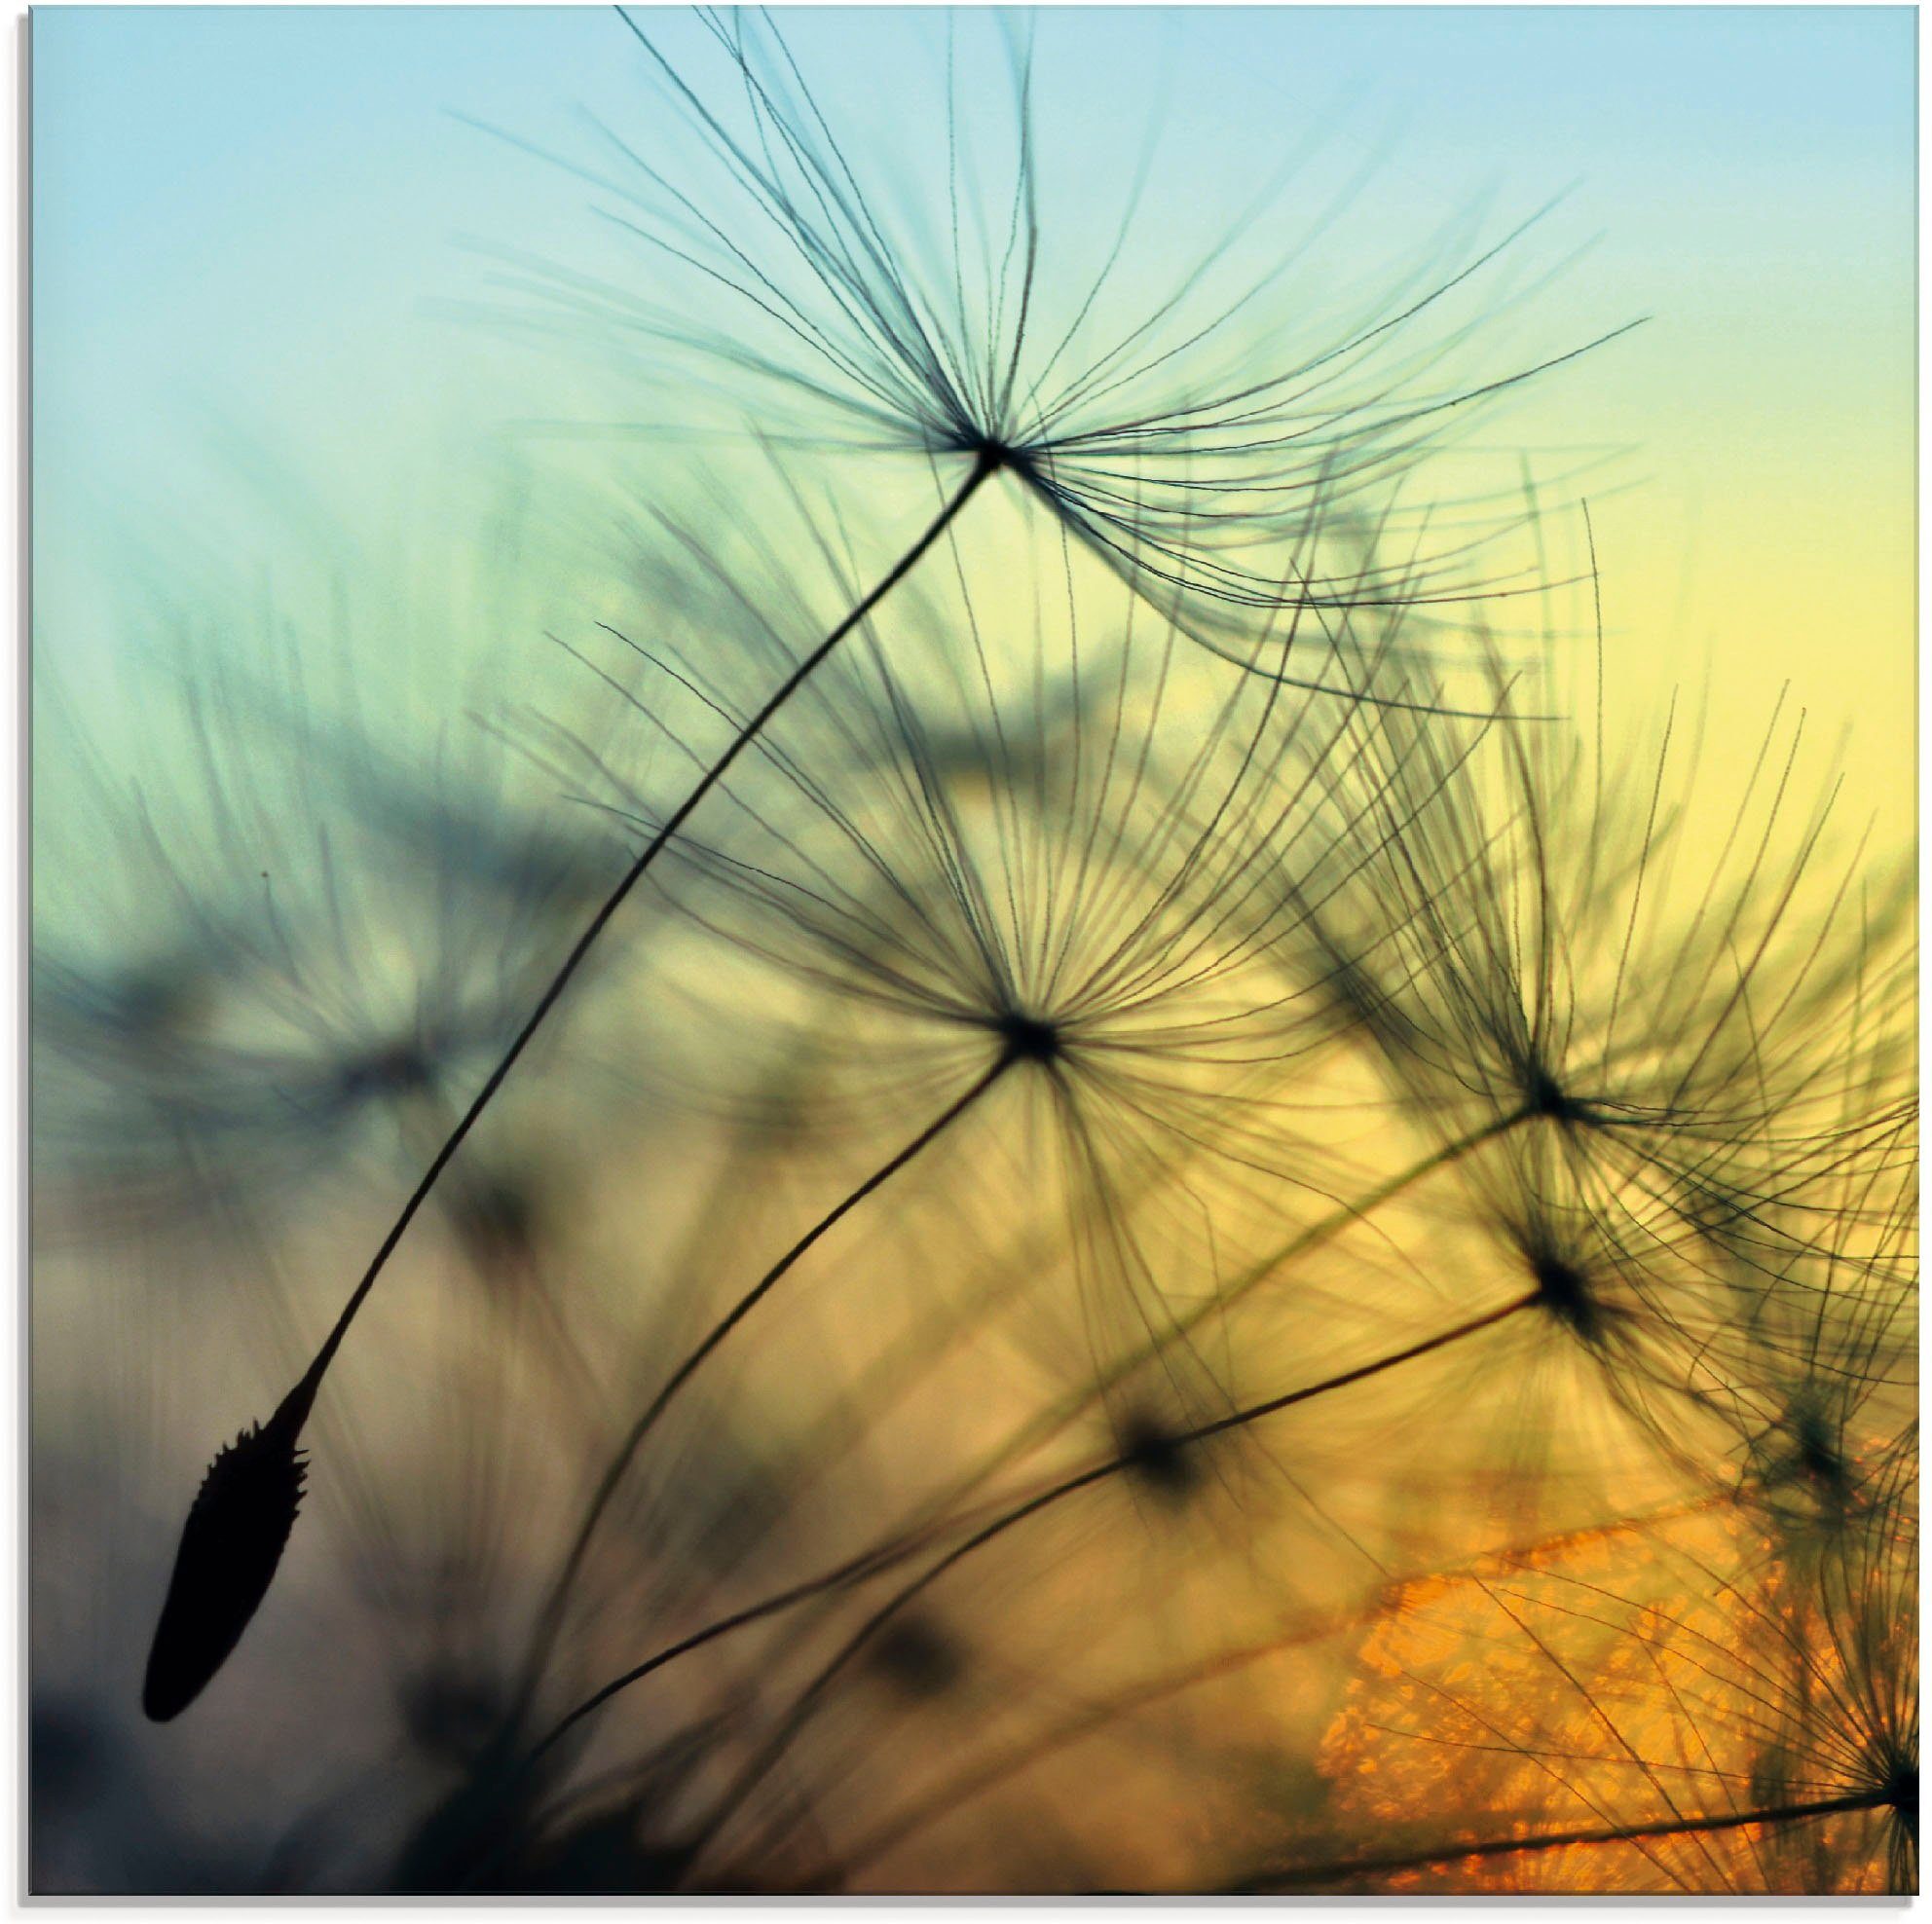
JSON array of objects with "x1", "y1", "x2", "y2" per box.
[
  {"x1": 1116, "y1": 1408, "x2": 1204, "y2": 1508},
  {"x1": 1287, "y1": 553, "x2": 1915, "y2": 1256},
  {"x1": 141, "y1": 1390, "x2": 312, "y2": 1723},
  {"x1": 129, "y1": 3, "x2": 1632, "y2": 1726},
  {"x1": 866, "y1": 1615, "x2": 966, "y2": 1701},
  {"x1": 506, "y1": 7, "x2": 1635, "y2": 664}
]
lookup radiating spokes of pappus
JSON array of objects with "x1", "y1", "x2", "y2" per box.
[
  {"x1": 1410, "y1": 1120, "x2": 1876, "y2": 1494},
  {"x1": 1277, "y1": 560, "x2": 1916, "y2": 1250},
  {"x1": 463, "y1": 495, "x2": 1466, "y2": 1688},
  {"x1": 539, "y1": 483, "x2": 1468, "y2": 1164},
  {"x1": 480, "y1": 5, "x2": 1639, "y2": 645},
  {"x1": 1709, "y1": 1112, "x2": 1916, "y2": 1552},
  {"x1": 32, "y1": 642, "x2": 630, "y2": 1245}
]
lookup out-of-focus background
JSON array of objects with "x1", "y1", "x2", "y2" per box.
[{"x1": 30, "y1": 5, "x2": 1916, "y2": 1896}]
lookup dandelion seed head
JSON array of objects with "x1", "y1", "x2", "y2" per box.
[
  {"x1": 989, "y1": 1007, "x2": 1063, "y2": 1069},
  {"x1": 1117, "y1": 1408, "x2": 1204, "y2": 1507},
  {"x1": 34, "y1": 590, "x2": 648, "y2": 1260},
  {"x1": 1883, "y1": 1756, "x2": 1917, "y2": 1843},
  {"x1": 1528, "y1": 1248, "x2": 1605, "y2": 1346},
  {"x1": 866, "y1": 1615, "x2": 966, "y2": 1700},
  {"x1": 1282, "y1": 580, "x2": 1916, "y2": 1276},
  {"x1": 498, "y1": 4, "x2": 1627, "y2": 681},
  {"x1": 1523, "y1": 1064, "x2": 1585, "y2": 1126}
]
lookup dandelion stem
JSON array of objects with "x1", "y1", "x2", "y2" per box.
[
  {"x1": 299, "y1": 452, "x2": 1002, "y2": 1402},
  {"x1": 652, "y1": 1289, "x2": 1546, "y2": 1874},
  {"x1": 1237, "y1": 1790, "x2": 1892, "y2": 1891},
  {"x1": 811, "y1": 1490, "x2": 1734, "y2": 1891},
  {"x1": 509, "y1": 1047, "x2": 1016, "y2": 1717},
  {"x1": 140, "y1": 457, "x2": 1000, "y2": 1723},
  {"x1": 523, "y1": 1111, "x2": 1537, "y2": 1767}
]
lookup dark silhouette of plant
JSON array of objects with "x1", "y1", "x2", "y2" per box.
[
  {"x1": 135, "y1": 3, "x2": 1632, "y2": 1727},
  {"x1": 27, "y1": 3, "x2": 1912, "y2": 1903}
]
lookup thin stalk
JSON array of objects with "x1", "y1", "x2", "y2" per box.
[
  {"x1": 1240, "y1": 1791, "x2": 1891, "y2": 1891},
  {"x1": 508, "y1": 1049, "x2": 1015, "y2": 1714},
  {"x1": 812, "y1": 1489, "x2": 1735, "y2": 1891},
  {"x1": 299, "y1": 453, "x2": 1002, "y2": 1407},
  {"x1": 904, "y1": 1103, "x2": 1538, "y2": 1522},
  {"x1": 614, "y1": 1289, "x2": 1544, "y2": 1872},
  {"x1": 522, "y1": 1109, "x2": 1535, "y2": 1766},
  {"x1": 143, "y1": 454, "x2": 1000, "y2": 1722}
]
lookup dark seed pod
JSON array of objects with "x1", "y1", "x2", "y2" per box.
[
  {"x1": 141, "y1": 1392, "x2": 311, "y2": 1721},
  {"x1": 1119, "y1": 1410, "x2": 1204, "y2": 1508}
]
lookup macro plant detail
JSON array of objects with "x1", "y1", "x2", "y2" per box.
[{"x1": 30, "y1": 4, "x2": 1915, "y2": 1899}]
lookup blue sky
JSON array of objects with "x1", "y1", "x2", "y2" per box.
[{"x1": 32, "y1": 5, "x2": 1917, "y2": 816}]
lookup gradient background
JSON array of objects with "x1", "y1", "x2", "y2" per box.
[
  {"x1": 34, "y1": 5, "x2": 1916, "y2": 846},
  {"x1": 26, "y1": 10, "x2": 1918, "y2": 1894}
]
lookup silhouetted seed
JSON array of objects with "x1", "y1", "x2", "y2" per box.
[
  {"x1": 866, "y1": 1616, "x2": 963, "y2": 1699},
  {"x1": 1886, "y1": 1757, "x2": 1918, "y2": 1845},
  {"x1": 1794, "y1": 1408, "x2": 1851, "y2": 1498},
  {"x1": 141, "y1": 1383, "x2": 314, "y2": 1722},
  {"x1": 1119, "y1": 1411, "x2": 1202, "y2": 1505},
  {"x1": 992, "y1": 1009, "x2": 1061, "y2": 1067},
  {"x1": 1524, "y1": 1066, "x2": 1579, "y2": 1124},
  {"x1": 1529, "y1": 1252, "x2": 1602, "y2": 1345}
]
